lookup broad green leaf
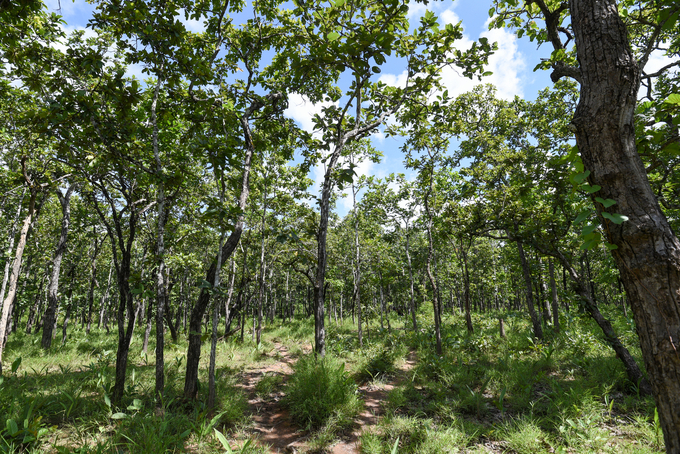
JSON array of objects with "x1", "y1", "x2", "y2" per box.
[
  {"x1": 602, "y1": 212, "x2": 629, "y2": 224},
  {"x1": 111, "y1": 412, "x2": 127, "y2": 420},
  {"x1": 327, "y1": 32, "x2": 340, "y2": 41},
  {"x1": 582, "y1": 184, "x2": 601, "y2": 194},
  {"x1": 7, "y1": 419, "x2": 19, "y2": 436},
  {"x1": 605, "y1": 242, "x2": 619, "y2": 250},
  {"x1": 664, "y1": 94, "x2": 680, "y2": 105},
  {"x1": 595, "y1": 197, "x2": 616, "y2": 208}
]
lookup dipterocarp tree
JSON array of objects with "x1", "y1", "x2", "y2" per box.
[
  {"x1": 490, "y1": 0, "x2": 680, "y2": 446},
  {"x1": 274, "y1": 0, "x2": 493, "y2": 356}
]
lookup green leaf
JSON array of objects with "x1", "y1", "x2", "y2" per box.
[
  {"x1": 604, "y1": 242, "x2": 619, "y2": 250},
  {"x1": 665, "y1": 94, "x2": 680, "y2": 105},
  {"x1": 391, "y1": 436, "x2": 400, "y2": 454},
  {"x1": 111, "y1": 412, "x2": 127, "y2": 420},
  {"x1": 574, "y1": 210, "x2": 591, "y2": 224},
  {"x1": 582, "y1": 224, "x2": 598, "y2": 236},
  {"x1": 11, "y1": 357, "x2": 21, "y2": 374},
  {"x1": 214, "y1": 428, "x2": 233, "y2": 453},
  {"x1": 595, "y1": 197, "x2": 616, "y2": 208},
  {"x1": 582, "y1": 184, "x2": 601, "y2": 194},
  {"x1": 602, "y1": 212, "x2": 629, "y2": 224},
  {"x1": 572, "y1": 170, "x2": 590, "y2": 184},
  {"x1": 327, "y1": 32, "x2": 340, "y2": 41},
  {"x1": 6, "y1": 419, "x2": 19, "y2": 436}
]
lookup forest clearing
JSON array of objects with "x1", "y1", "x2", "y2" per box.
[{"x1": 1, "y1": 0, "x2": 679, "y2": 452}]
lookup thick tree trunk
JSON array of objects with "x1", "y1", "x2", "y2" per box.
[
  {"x1": 569, "y1": 0, "x2": 680, "y2": 447},
  {"x1": 42, "y1": 184, "x2": 76, "y2": 349}
]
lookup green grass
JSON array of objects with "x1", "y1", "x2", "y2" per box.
[{"x1": 0, "y1": 307, "x2": 666, "y2": 453}]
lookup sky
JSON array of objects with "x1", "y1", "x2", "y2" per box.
[{"x1": 42, "y1": 0, "x2": 566, "y2": 216}]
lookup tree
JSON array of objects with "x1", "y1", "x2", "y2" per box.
[
  {"x1": 276, "y1": 0, "x2": 492, "y2": 355},
  {"x1": 490, "y1": 0, "x2": 680, "y2": 445}
]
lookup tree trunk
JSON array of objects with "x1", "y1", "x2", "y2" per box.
[
  {"x1": 569, "y1": 0, "x2": 680, "y2": 447},
  {"x1": 516, "y1": 239, "x2": 543, "y2": 340},
  {"x1": 460, "y1": 242, "x2": 474, "y2": 334},
  {"x1": 42, "y1": 184, "x2": 76, "y2": 349},
  {"x1": 99, "y1": 263, "x2": 113, "y2": 331},
  {"x1": 183, "y1": 99, "x2": 265, "y2": 399},
  {"x1": 404, "y1": 233, "x2": 418, "y2": 331},
  {"x1": 142, "y1": 299, "x2": 153, "y2": 355},
  {"x1": 0, "y1": 189, "x2": 25, "y2": 309},
  {"x1": 549, "y1": 259, "x2": 559, "y2": 333},
  {"x1": 423, "y1": 164, "x2": 442, "y2": 355},
  {"x1": 208, "y1": 230, "x2": 226, "y2": 410},
  {"x1": 86, "y1": 235, "x2": 101, "y2": 335},
  {"x1": 0, "y1": 185, "x2": 39, "y2": 374},
  {"x1": 223, "y1": 258, "x2": 236, "y2": 339},
  {"x1": 26, "y1": 267, "x2": 47, "y2": 334},
  {"x1": 60, "y1": 265, "x2": 76, "y2": 347}
]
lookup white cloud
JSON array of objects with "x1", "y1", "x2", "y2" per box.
[
  {"x1": 437, "y1": 15, "x2": 524, "y2": 100},
  {"x1": 379, "y1": 71, "x2": 408, "y2": 88},
  {"x1": 643, "y1": 47, "x2": 676, "y2": 75},
  {"x1": 408, "y1": 3, "x2": 428, "y2": 19},
  {"x1": 479, "y1": 25, "x2": 525, "y2": 99},
  {"x1": 379, "y1": 11, "x2": 525, "y2": 102},
  {"x1": 440, "y1": 8, "x2": 461, "y2": 26},
  {"x1": 285, "y1": 93, "x2": 336, "y2": 136},
  {"x1": 179, "y1": 8, "x2": 206, "y2": 33}
]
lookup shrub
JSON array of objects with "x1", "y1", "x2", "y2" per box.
[{"x1": 283, "y1": 354, "x2": 359, "y2": 430}]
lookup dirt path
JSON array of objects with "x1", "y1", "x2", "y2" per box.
[
  {"x1": 235, "y1": 345, "x2": 417, "y2": 454},
  {"x1": 328, "y1": 350, "x2": 418, "y2": 454}
]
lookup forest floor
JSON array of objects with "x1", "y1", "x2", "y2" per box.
[
  {"x1": 235, "y1": 340, "x2": 418, "y2": 454},
  {"x1": 0, "y1": 310, "x2": 668, "y2": 454}
]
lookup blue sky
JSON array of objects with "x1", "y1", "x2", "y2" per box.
[{"x1": 44, "y1": 0, "x2": 559, "y2": 216}]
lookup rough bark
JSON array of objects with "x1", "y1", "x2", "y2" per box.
[{"x1": 569, "y1": 0, "x2": 680, "y2": 447}]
